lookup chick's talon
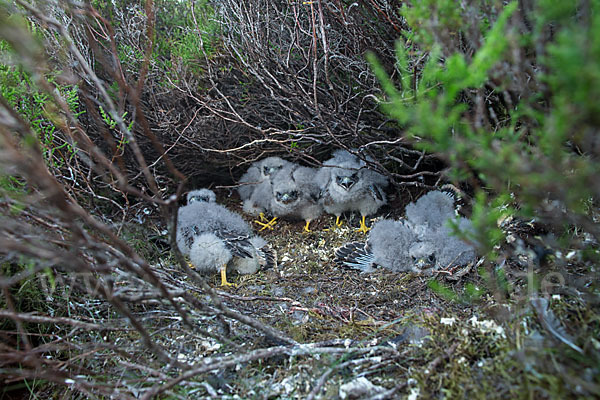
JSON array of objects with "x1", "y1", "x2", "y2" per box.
[
  {"x1": 254, "y1": 217, "x2": 277, "y2": 231},
  {"x1": 253, "y1": 220, "x2": 270, "y2": 230},
  {"x1": 266, "y1": 217, "x2": 278, "y2": 227},
  {"x1": 324, "y1": 216, "x2": 343, "y2": 232},
  {"x1": 220, "y1": 266, "x2": 237, "y2": 287},
  {"x1": 355, "y1": 216, "x2": 371, "y2": 234},
  {"x1": 303, "y1": 220, "x2": 313, "y2": 233}
]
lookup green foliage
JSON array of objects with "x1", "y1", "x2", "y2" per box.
[
  {"x1": 153, "y1": 0, "x2": 220, "y2": 77},
  {"x1": 428, "y1": 279, "x2": 485, "y2": 303},
  {"x1": 400, "y1": 0, "x2": 463, "y2": 47},
  {"x1": 172, "y1": 30, "x2": 211, "y2": 71},
  {"x1": 0, "y1": 39, "x2": 81, "y2": 170},
  {"x1": 0, "y1": 261, "x2": 50, "y2": 331},
  {"x1": 370, "y1": 0, "x2": 599, "y2": 259},
  {"x1": 466, "y1": 192, "x2": 514, "y2": 257},
  {"x1": 0, "y1": 175, "x2": 25, "y2": 194},
  {"x1": 87, "y1": 0, "x2": 219, "y2": 80},
  {"x1": 370, "y1": 5, "x2": 600, "y2": 395},
  {"x1": 368, "y1": 2, "x2": 517, "y2": 141}
]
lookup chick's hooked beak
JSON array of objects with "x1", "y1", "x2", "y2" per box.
[
  {"x1": 264, "y1": 166, "x2": 281, "y2": 176},
  {"x1": 413, "y1": 254, "x2": 436, "y2": 268},
  {"x1": 276, "y1": 191, "x2": 297, "y2": 205},
  {"x1": 338, "y1": 175, "x2": 357, "y2": 190}
]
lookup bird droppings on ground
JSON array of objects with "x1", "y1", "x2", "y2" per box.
[{"x1": 339, "y1": 377, "x2": 385, "y2": 399}]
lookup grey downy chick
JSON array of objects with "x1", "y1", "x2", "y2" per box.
[
  {"x1": 336, "y1": 190, "x2": 477, "y2": 273},
  {"x1": 270, "y1": 164, "x2": 323, "y2": 232},
  {"x1": 238, "y1": 156, "x2": 294, "y2": 230},
  {"x1": 238, "y1": 156, "x2": 293, "y2": 201},
  {"x1": 176, "y1": 189, "x2": 276, "y2": 286},
  {"x1": 316, "y1": 149, "x2": 388, "y2": 233},
  {"x1": 335, "y1": 219, "x2": 418, "y2": 272},
  {"x1": 187, "y1": 188, "x2": 216, "y2": 204},
  {"x1": 177, "y1": 189, "x2": 250, "y2": 256},
  {"x1": 405, "y1": 190, "x2": 456, "y2": 238},
  {"x1": 408, "y1": 217, "x2": 477, "y2": 271},
  {"x1": 189, "y1": 231, "x2": 276, "y2": 286}
]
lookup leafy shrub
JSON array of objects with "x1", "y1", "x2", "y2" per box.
[
  {"x1": 369, "y1": 0, "x2": 599, "y2": 266},
  {"x1": 369, "y1": 3, "x2": 600, "y2": 395},
  {"x1": 1, "y1": 38, "x2": 80, "y2": 171}
]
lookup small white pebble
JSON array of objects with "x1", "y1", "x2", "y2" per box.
[
  {"x1": 469, "y1": 316, "x2": 505, "y2": 337},
  {"x1": 408, "y1": 387, "x2": 420, "y2": 400},
  {"x1": 555, "y1": 251, "x2": 563, "y2": 259}
]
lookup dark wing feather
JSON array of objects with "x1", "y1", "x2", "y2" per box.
[
  {"x1": 257, "y1": 245, "x2": 277, "y2": 269},
  {"x1": 369, "y1": 184, "x2": 385, "y2": 202},
  {"x1": 335, "y1": 242, "x2": 375, "y2": 272},
  {"x1": 215, "y1": 230, "x2": 254, "y2": 258}
]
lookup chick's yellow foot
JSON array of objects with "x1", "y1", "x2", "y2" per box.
[
  {"x1": 265, "y1": 217, "x2": 278, "y2": 229},
  {"x1": 303, "y1": 220, "x2": 312, "y2": 233},
  {"x1": 258, "y1": 212, "x2": 267, "y2": 222},
  {"x1": 355, "y1": 216, "x2": 371, "y2": 234},
  {"x1": 220, "y1": 266, "x2": 237, "y2": 287},
  {"x1": 254, "y1": 217, "x2": 278, "y2": 231},
  {"x1": 324, "y1": 216, "x2": 343, "y2": 231}
]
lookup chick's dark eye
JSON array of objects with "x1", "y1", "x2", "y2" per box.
[{"x1": 190, "y1": 195, "x2": 209, "y2": 203}]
